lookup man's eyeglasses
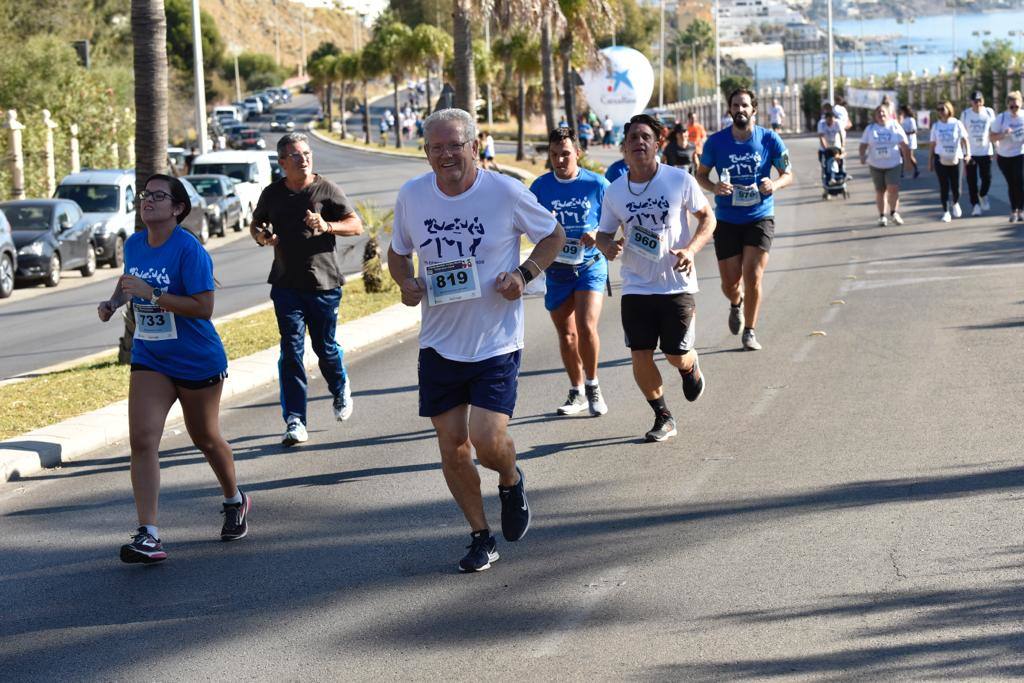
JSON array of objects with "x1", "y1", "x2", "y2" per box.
[
  {"x1": 283, "y1": 151, "x2": 312, "y2": 162},
  {"x1": 426, "y1": 141, "x2": 469, "y2": 156},
  {"x1": 138, "y1": 190, "x2": 172, "y2": 202}
]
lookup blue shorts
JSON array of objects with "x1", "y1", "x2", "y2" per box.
[
  {"x1": 417, "y1": 347, "x2": 521, "y2": 418},
  {"x1": 543, "y1": 255, "x2": 608, "y2": 311}
]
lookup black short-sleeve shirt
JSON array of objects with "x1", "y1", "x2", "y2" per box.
[{"x1": 253, "y1": 174, "x2": 353, "y2": 290}]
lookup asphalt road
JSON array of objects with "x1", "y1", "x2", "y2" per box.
[
  {"x1": 0, "y1": 97, "x2": 432, "y2": 380},
  {"x1": 1, "y1": 135, "x2": 1022, "y2": 678}
]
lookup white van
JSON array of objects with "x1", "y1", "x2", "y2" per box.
[
  {"x1": 189, "y1": 150, "x2": 272, "y2": 225},
  {"x1": 212, "y1": 105, "x2": 241, "y2": 123}
]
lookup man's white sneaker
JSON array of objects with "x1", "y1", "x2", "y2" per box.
[
  {"x1": 877, "y1": 215, "x2": 888, "y2": 227},
  {"x1": 742, "y1": 328, "x2": 762, "y2": 351},
  {"x1": 981, "y1": 196, "x2": 991, "y2": 211},
  {"x1": 890, "y1": 212, "x2": 905, "y2": 226},
  {"x1": 951, "y1": 202, "x2": 962, "y2": 218},
  {"x1": 556, "y1": 389, "x2": 588, "y2": 415},
  {"x1": 971, "y1": 204, "x2": 982, "y2": 217},
  {"x1": 281, "y1": 419, "x2": 308, "y2": 446},
  {"x1": 585, "y1": 384, "x2": 608, "y2": 416},
  {"x1": 333, "y1": 381, "x2": 353, "y2": 421},
  {"x1": 941, "y1": 211, "x2": 952, "y2": 223}
]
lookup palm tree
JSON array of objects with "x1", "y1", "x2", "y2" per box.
[
  {"x1": 333, "y1": 53, "x2": 361, "y2": 139},
  {"x1": 359, "y1": 44, "x2": 385, "y2": 144},
  {"x1": 122, "y1": 0, "x2": 169, "y2": 364},
  {"x1": 452, "y1": 0, "x2": 476, "y2": 112},
  {"x1": 307, "y1": 54, "x2": 336, "y2": 129},
  {"x1": 371, "y1": 14, "x2": 415, "y2": 148},
  {"x1": 557, "y1": 0, "x2": 613, "y2": 130},
  {"x1": 540, "y1": 1, "x2": 557, "y2": 130},
  {"x1": 412, "y1": 24, "x2": 453, "y2": 114},
  {"x1": 494, "y1": 31, "x2": 541, "y2": 160}
]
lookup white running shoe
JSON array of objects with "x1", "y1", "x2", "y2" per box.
[
  {"x1": 981, "y1": 196, "x2": 991, "y2": 211},
  {"x1": 971, "y1": 204, "x2": 982, "y2": 217},
  {"x1": 556, "y1": 389, "x2": 588, "y2": 415},
  {"x1": 282, "y1": 419, "x2": 308, "y2": 446},
  {"x1": 877, "y1": 215, "x2": 888, "y2": 227},
  {"x1": 951, "y1": 202, "x2": 962, "y2": 218},
  {"x1": 890, "y1": 212, "x2": 905, "y2": 226},
  {"x1": 333, "y1": 381, "x2": 353, "y2": 421},
  {"x1": 1011, "y1": 213, "x2": 1018, "y2": 224},
  {"x1": 941, "y1": 211, "x2": 952, "y2": 223},
  {"x1": 585, "y1": 384, "x2": 608, "y2": 416}
]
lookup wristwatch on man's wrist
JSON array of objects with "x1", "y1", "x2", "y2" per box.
[
  {"x1": 516, "y1": 265, "x2": 534, "y2": 284},
  {"x1": 150, "y1": 287, "x2": 164, "y2": 305}
]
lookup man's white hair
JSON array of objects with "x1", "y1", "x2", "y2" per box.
[{"x1": 423, "y1": 108, "x2": 478, "y2": 144}]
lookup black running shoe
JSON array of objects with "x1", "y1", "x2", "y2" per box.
[
  {"x1": 120, "y1": 527, "x2": 167, "y2": 564},
  {"x1": 458, "y1": 531, "x2": 500, "y2": 572},
  {"x1": 681, "y1": 356, "x2": 705, "y2": 402},
  {"x1": 221, "y1": 491, "x2": 251, "y2": 541},
  {"x1": 645, "y1": 413, "x2": 678, "y2": 442},
  {"x1": 498, "y1": 465, "x2": 531, "y2": 542}
]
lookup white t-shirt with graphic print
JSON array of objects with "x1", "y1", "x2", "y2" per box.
[
  {"x1": 597, "y1": 165, "x2": 709, "y2": 296},
  {"x1": 991, "y1": 110, "x2": 1024, "y2": 158},
  {"x1": 929, "y1": 118, "x2": 970, "y2": 165},
  {"x1": 391, "y1": 169, "x2": 558, "y2": 362},
  {"x1": 961, "y1": 106, "x2": 996, "y2": 157},
  {"x1": 860, "y1": 122, "x2": 909, "y2": 170}
]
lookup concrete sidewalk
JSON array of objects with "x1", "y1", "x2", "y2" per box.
[{"x1": 0, "y1": 301, "x2": 422, "y2": 484}]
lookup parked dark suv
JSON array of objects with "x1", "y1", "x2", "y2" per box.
[
  {"x1": 0, "y1": 199, "x2": 96, "y2": 287},
  {"x1": 0, "y1": 210, "x2": 16, "y2": 298}
]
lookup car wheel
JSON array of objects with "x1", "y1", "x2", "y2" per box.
[
  {"x1": 198, "y1": 216, "x2": 210, "y2": 244},
  {"x1": 79, "y1": 244, "x2": 97, "y2": 276},
  {"x1": 108, "y1": 235, "x2": 125, "y2": 268},
  {"x1": 45, "y1": 253, "x2": 61, "y2": 287},
  {"x1": 0, "y1": 253, "x2": 13, "y2": 299},
  {"x1": 233, "y1": 211, "x2": 243, "y2": 232}
]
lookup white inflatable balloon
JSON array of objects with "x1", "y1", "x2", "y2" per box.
[{"x1": 580, "y1": 46, "x2": 655, "y2": 128}]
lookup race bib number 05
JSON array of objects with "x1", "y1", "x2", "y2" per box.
[
  {"x1": 626, "y1": 225, "x2": 666, "y2": 263},
  {"x1": 134, "y1": 302, "x2": 178, "y2": 341},
  {"x1": 425, "y1": 257, "x2": 482, "y2": 306}
]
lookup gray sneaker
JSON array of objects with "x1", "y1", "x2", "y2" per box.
[
  {"x1": 556, "y1": 389, "x2": 587, "y2": 415},
  {"x1": 742, "y1": 328, "x2": 762, "y2": 351},
  {"x1": 282, "y1": 418, "x2": 308, "y2": 446},
  {"x1": 333, "y1": 381, "x2": 353, "y2": 421},
  {"x1": 585, "y1": 384, "x2": 608, "y2": 416},
  {"x1": 644, "y1": 413, "x2": 677, "y2": 442},
  {"x1": 728, "y1": 300, "x2": 744, "y2": 335}
]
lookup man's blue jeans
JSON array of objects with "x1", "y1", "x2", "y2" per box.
[{"x1": 270, "y1": 285, "x2": 348, "y2": 426}]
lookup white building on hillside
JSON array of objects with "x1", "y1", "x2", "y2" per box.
[{"x1": 717, "y1": 0, "x2": 807, "y2": 44}]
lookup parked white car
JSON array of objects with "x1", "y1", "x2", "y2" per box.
[
  {"x1": 55, "y1": 169, "x2": 136, "y2": 267},
  {"x1": 189, "y1": 150, "x2": 273, "y2": 226}
]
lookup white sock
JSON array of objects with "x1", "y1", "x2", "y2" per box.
[
  {"x1": 573, "y1": 384, "x2": 584, "y2": 394},
  {"x1": 585, "y1": 378, "x2": 599, "y2": 387},
  {"x1": 223, "y1": 491, "x2": 242, "y2": 506},
  {"x1": 143, "y1": 524, "x2": 159, "y2": 539}
]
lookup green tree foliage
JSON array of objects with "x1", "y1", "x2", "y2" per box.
[
  {"x1": 164, "y1": 0, "x2": 224, "y2": 73},
  {"x1": 309, "y1": 41, "x2": 342, "y2": 65},
  {"x1": 0, "y1": 36, "x2": 134, "y2": 200},
  {"x1": 389, "y1": 0, "x2": 450, "y2": 30},
  {"x1": 719, "y1": 74, "x2": 753, "y2": 99},
  {"x1": 232, "y1": 51, "x2": 289, "y2": 91},
  {"x1": 595, "y1": 0, "x2": 657, "y2": 57}
]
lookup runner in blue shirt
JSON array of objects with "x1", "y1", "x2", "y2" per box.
[
  {"x1": 696, "y1": 88, "x2": 793, "y2": 351},
  {"x1": 605, "y1": 141, "x2": 629, "y2": 182},
  {"x1": 530, "y1": 126, "x2": 610, "y2": 417},
  {"x1": 97, "y1": 174, "x2": 250, "y2": 565}
]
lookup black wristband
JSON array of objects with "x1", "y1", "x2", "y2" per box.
[{"x1": 516, "y1": 265, "x2": 534, "y2": 284}]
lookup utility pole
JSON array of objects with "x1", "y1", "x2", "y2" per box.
[
  {"x1": 691, "y1": 41, "x2": 699, "y2": 99},
  {"x1": 675, "y1": 41, "x2": 681, "y2": 103},
  {"x1": 714, "y1": 0, "x2": 722, "y2": 124},
  {"x1": 485, "y1": 7, "x2": 493, "y2": 127},
  {"x1": 191, "y1": 0, "x2": 208, "y2": 153},
  {"x1": 658, "y1": 0, "x2": 666, "y2": 108},
  {"x1": 827, "y1": 0, "x2": 835, "y2": 106}
]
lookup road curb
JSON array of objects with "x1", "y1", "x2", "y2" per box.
[{"x1": 0, "y1": 300, "x2": 422, "y2": 485}]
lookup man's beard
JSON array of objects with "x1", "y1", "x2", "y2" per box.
[{"x1": 733, "y1": 113, "x2": 751, "y2": 129}]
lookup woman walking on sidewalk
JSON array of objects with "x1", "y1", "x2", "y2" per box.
[
  {"x1": 928, "y1": 101, "x2": 971, "y2": 223},
  {"x1": 990, "y1": 90, "x2": 1024, "y2": 222},
  {"x1": 97, "y1": 174, "x2": 250, "y2": 564},
  {"x1": 860, "y1": 105, "x2": 912, "y2": 227}
]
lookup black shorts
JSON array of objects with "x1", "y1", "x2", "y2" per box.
[
  {"x1": 713, "y1": 218, "x2": 775, "y2": 260},
  {"x1": 131, "y1": 363, "x2": 227, "y2": 390},
  {"x1": 620, "y1": 293, "x2": 696, "y2": 355},
  {"x1": 417, "y1": 347, "x2": 521, "y2": 418}
]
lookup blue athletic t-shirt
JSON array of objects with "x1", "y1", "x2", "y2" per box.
[
  {"x1": 530, "y1": 168, "x2": 609, "y2": 265},
  {"x1": 124, "y1": 226, "x2": 228, "y2": 380},
  {"x1": 699, "y1": 125, "x2": 789, "y2": 224},
  {"x1": 604, "y1": 159, "x2": 628, "y2": 182}
]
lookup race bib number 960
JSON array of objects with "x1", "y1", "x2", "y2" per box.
[{"x1": 626, "y1": 225, "x2": 666, "y2": 263}]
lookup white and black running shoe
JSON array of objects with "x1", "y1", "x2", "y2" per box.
[
  {"x1": 681, "y1": 357, "x2": 706, "y2": 402},
  {"x1": 645, "y1": 414, "x2": 677, "y2": 442},
  {"x1": 120, "y1": 528, "x2": 167, "y2": 564},
  {"x1": 556, "y1": 389, "x2": 587, "y2": 415},
  {"x1": 498, "y1": 465, "x2": 531, "y2": 542},
  {"x1": 281, "y1": 418, "x2": 308, "y2": 446},
  {"x1": 221, "y1": 491, "x2": 252, "y2": 541},
  {"x1": 458, "y1": 532, "x2": 499, "y2": 573},
  {"x1": 585, "y1": 384, "x2": 608, "y2": 416}
]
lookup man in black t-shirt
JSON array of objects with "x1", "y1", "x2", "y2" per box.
[{"x1": 251, "y1": 132, "x2": 364, "y2": 446}]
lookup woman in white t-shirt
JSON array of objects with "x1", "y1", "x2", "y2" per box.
[
  {"x1": 961, "y1": 90, "x2": 996, "y2": 215},
  {"x1": 859, "y1": 105, "x2": 911, "y2": 226},
  {"x1": 897, "y1": 105, "x2": 920, "y2": 178},
  {"x1": 927, "y1": 101, "x2": 971, "y2": 223},
  {"x1": 990, "y1": 90, "x2": 1024, "y2": 222}
]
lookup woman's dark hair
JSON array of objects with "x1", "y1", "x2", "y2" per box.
[
  {"x1": 899, "y1": 105, "x2": 914, "y2": 118},
  {"x1": 144, "y1": 173, "x2": 191, "y2": 222}
]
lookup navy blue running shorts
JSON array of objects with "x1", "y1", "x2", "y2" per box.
[{"x1": 417, "y1": 347, "x2": 521, "y2": 418}]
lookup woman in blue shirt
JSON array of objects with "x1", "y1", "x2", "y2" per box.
[{"x1": 97, "y1": 174, "x2": 250, "y2": 564}]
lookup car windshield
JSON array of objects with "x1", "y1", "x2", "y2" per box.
[
  {"x1": 189, "y1": 178, "x2": 224, "y2": 197},
  {"x1": 191, "y1": 162, "x2": 253, "y2": 182},
  {"x1": 275, "y1": 114, "x2": 290, "y2": 121},
  {"x1": 55, "y1": 184, "x2": 120, "y2": 213},
  {"x1": 2, "y1": 205, "x2": 52, "y2": 231}
]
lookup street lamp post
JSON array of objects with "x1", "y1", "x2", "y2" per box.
[
  {"x1": 191, "y1": 0, "x2": 208, "y2": 153},
  {"x1": 691, "y1": 41, "x2": 699, "y2": 100},
  {"x1": 827, "y1": 0, "x2": 835, "y2": 108},
  {"x1": 658, "y1": 0, "x2": 666, "y2": 108},
  {"x1": 714, "y1": 0, "x2": 722, "y2": 124}
]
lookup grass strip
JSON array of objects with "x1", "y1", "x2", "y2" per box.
[{"x1": 0, "y1": 278, "x2": 401, "y2": 441}]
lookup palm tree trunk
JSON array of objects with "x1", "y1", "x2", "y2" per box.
[
  {"x1": 452, "y1": 0, "x2": 476, "y2": 113},
  {"x1": 340, "y1": 79, "x2": 348, "y2": 138},
  {"x1": 425, "y1": 63, "x2": 433, "y2": 114},
  {"x1": 124, "y1": 0, "x2": 169, "y2": 364},
  {"x1": 362, "y1": 80, "x2": 371, "y2": 144},
  {"x1": 540, "y1": 2, "x2": 557, "y2": 132},
  {"x1": 325, "y1": 82, "x2": 334, "y2": 131},
  {"x1": 393, "y1": 77, "x2": 402, "y2": 148},
  {"x1": 561, "y1": 33, "x2": 576, "y2": 132},
  {"x1": 516, "y1": 73, "x2": 526, "y2": 161}
]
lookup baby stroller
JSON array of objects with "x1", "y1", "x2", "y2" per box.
[{"x1": 820, "y1": 146, "x2": 849, "y2": 200}]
